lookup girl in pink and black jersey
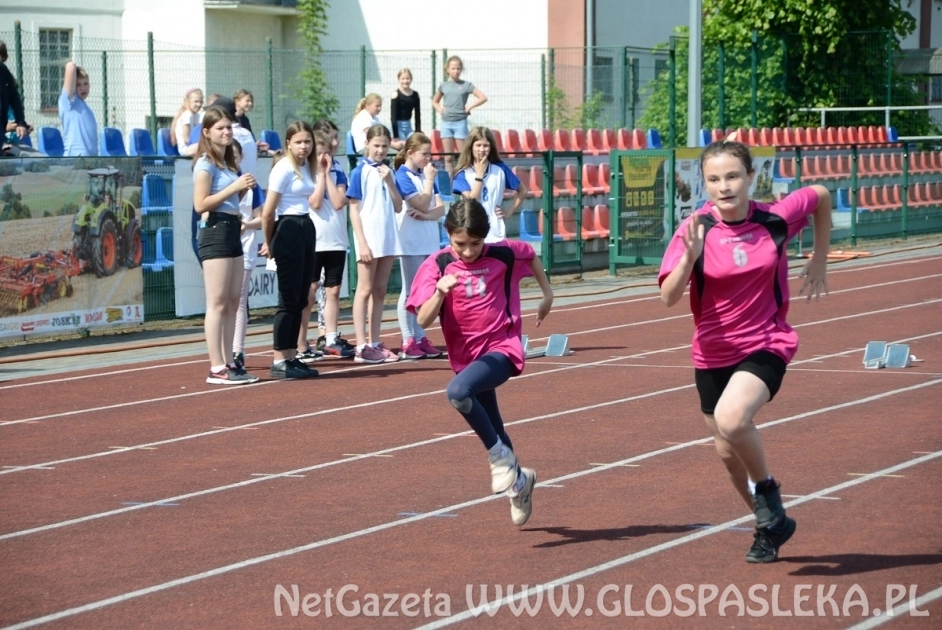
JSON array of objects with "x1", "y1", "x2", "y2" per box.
[
  {"x1": 407, "y1": 199, "x2": 554, "y2": 526},
  {"x1": 659, "y1": 141, "x2": 831, "y2": 564}
]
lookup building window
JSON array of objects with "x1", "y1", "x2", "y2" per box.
[
  {"x1": 931, "y1": 76, "x2": 942, "y2": 103},
  {"x1": 592, "y1": 53, "x2": 613, "y2": 101},
  {"x1": 40, "y1": 29, "x2": 72, "y2": 111}
]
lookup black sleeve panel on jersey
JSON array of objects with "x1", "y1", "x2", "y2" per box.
[
  {"x1": 751, "y1": 209, "x2": 790, "y2": 309},
  {"x1": 692, "y1": 213, "x2": 719, "y2": 300}
]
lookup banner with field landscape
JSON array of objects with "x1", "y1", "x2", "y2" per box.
[{"x1": 0, "y1": 156, "x2": 144, "y2": 339}]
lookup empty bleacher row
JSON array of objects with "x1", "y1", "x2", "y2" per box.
[
  {"x1": 776, "y1": 151, "x2": 942, "y2": 181},
  {"x1": 699, "y1": 125, "x2": 895, "y2": 148},
  {"x1": 837, "y1": 181, "x2": 942, "y2": 212}
]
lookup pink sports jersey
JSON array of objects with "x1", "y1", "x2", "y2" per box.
[
  {"x1": 407, "y1": 240, "x2": 535, "y2": 375},
  {"x1": 658, "y1": 187, "x2": 819, "y2": 369}
]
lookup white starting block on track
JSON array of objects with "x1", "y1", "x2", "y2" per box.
[
  {"x1": 522, "y1": 334, "x2": 571, "y2": 359},
  {"x1": 863, "y1": 341, "x2": 915, "y2": 369}
]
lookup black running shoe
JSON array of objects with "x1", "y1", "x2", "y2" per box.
[
  {"x1": 297, "y1": 345, "x2": 323, "y2": 364},
  {"x1": 270, "y1": 358, "x2": 319, "y2": 379},
  {"x1": 232, "y1": 352, "x2": 245, "y2": 369},
  {"x1": 746, "y1": 517, "x2": 797, "y2": 563},
  {"x1": 753, "y1": 478, "x2": 786, "y2": 529}
]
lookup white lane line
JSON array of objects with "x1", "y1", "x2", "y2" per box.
[
  {"x1": 5, "y1": 287, "x2": 937, "y2": 430},
  {"x1": 417, "y1": 451, "x2": 942, "y2": 629},
  {"x1": 846, "y1": 584, "x2": 942, "y2": 629},
  {"x1": 2, "y1": 370, "x2": 938, "y2": 549},
  {"x1": 1, "y1": 256, "x2": 937, "y2": 391},
  {"x1": 6, "y1": 448, "x2": 939, "y2": 630}
]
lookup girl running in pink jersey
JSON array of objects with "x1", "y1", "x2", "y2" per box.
[
  {"x1": 659, "y1": 141, "x2": 831, "y2": 563},
  {"x1": 408, "y1": 199, "x2": 554, "y2": 526}
]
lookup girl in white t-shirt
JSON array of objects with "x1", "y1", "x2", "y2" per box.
[
  {"x1": 351, "y1": 93, "x2": 404, "y2": 154},
  {"x1": 171, "y1": 88, "x2": 203, "y2": 157},
  {"x1": 393, "y1": 132, "x2": 445, "y2": 360},
  {"x1": 260, "y1": 121, "x2": 320, "y2": 380},
  {"x1": 346, "y1": 124, "x2": 404, "y2": 364},
  {"x1": 231, "y1": 140, "x2": 263, "y2": 369},
  {"x1": 451, "y1": 126, "x2": 528, "y2": 243},
  {"x1": 296, "y1": 130, "x2": 352, "y2": 359}
]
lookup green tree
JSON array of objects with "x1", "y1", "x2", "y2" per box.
[
  {"x1": 640, "y1": 0, "x2": 925, "y2": 139},
  {"x1": 0, "y1": 183, "x2": 31, "y2": 221},
  {"x1": 293, "y1": 0, "x2": 339, "y2": 122}
]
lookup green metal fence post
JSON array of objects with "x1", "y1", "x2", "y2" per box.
[
  {"x1": 901, "y1": 147, "x2": 909, "y2": 240},
  {"x1": 750, "y1": 30, "x2": 758, "y2": 128},
  {"x1": 359, "y1": 45, "x2": 366, "y2": 98},
  {"x1": 630, "y1": 57, "x2": 639, "y2": 129},
  {"x1": 13, "y1": 21, "x2": 23, "y2": 102},
  {"x1": 266, "y1": 37, "x2": 274, "y2": 130},
  {"x1": 102, "y1": 51, "x2": 109, "y2": 128},
  {"x1": 548, "y1": 48, "x2": 555, "y2": 129},
  {"x1": 668, "y1": 37, "x2": 676, "y2": 149},
  {"x1": 540, "y1": 53, "x2": 546, "y2": 130},
  {"x1": 431, "y1": 50, "x2": 437, "y2": 129},
  {"x1": 541, "y1": 151, "x2": 553, "y2": 275},
  {"x1": 716, "y1": 42, "x2": 726, "y2": 129},
  {"x1": 147, "y1": 33, "x2": 157, "y2": 140},
  {"x1": 885, "y1": 30, "x2": 893, "y2": 122},
  {"x1": 620, "y1": 47, "x2": 628, "y2": 128},
  {"x1": 850, "y1": 145, "x2": 858, "y2": 247}
]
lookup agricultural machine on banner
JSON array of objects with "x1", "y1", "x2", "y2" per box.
[
  {"x1": 0, "y1": 251, "x2": 82, "y2": 315},
  {"x1": 71, "y1": 167, "x2": 143, "y2": 277}
]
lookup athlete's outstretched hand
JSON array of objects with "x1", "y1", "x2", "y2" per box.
[
  {"x1": 535, "y1": 297, "x2": 552, "y2": 327},
  {"x1": 798, "y1": 256, "x2": 829, "y2": 302},
  {"x1": 435, "y1": 273, "x2": 460, "y2": 295},
  {"x1": 682, "y1": 214, "x2": 704, "y2": 261}
]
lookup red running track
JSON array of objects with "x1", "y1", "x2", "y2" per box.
[{"x1": 0, "y1": 254, "x2": 940, "y2": 629}]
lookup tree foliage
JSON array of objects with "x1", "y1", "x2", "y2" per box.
[
  {"x1": 639, "y1": 0, "x2": 927, "y2": 138},
  {"x1": 0, "y1": 183, "x2": 31, "y2": 221},
  {"x1": 293, "y1": 0, "x2": 339, "y2": 123}
]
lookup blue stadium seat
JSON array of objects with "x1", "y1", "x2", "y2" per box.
[
  {"x1": 19, "y1": 134, "x2": 32, "y2": 148},
  {"x1": 887, "y1": 126, "x2": 899, "y2": 143},
  {"x1": 99, "y1": 127, "x2": 127, "y2": 156},
  {"x1": 698, "y1": 129, "x2": 712, "y2": 147},
  {"x1": 143, "y1": 227, "x2": 174, "y2": 271},
  {"x1": 37, "y1": 127, "x2": 64, "y2": 157},
  {"x1": 439, "y1": 218, "x2": 449, "y2": 247},
  {"x1": 436, "y1": 169, "x2": 453, "y2": 202},
  {"x1": 141, "y1": 174, "x2": 172, "y2": 216},
  {"x1": 646, "y1": 128, "x2": 663, "y2": 149},
  {"x1": 129, "y1": 128, "x2": 155, "y2": 156},
  {"x1": 519, "y1": 209, "x2": 542, "y2": 242},
  {"x1": 261, "y1": 129, "x2": 282, "y2": 152},
  {"x1": 157, "y1": 128, "x2": 179, "y2": 156}
]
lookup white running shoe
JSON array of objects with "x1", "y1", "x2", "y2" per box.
[
  {"x1": 489, "y1": 446, "x2": 519, "y2": 494},
  {"x1": 510, "y1": 467, "x2": 536, "y2": 526}
]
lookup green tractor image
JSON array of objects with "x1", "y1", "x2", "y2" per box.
[{"x1": 71, "y1": 168, "x2": 143, "y2": 277}]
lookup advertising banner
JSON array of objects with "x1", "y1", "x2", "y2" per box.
[{"x1": 0, "y1": 156, "x2": 144, "y2": 338}]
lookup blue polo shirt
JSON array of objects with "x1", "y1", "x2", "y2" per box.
[{"x1": 58, "y1": 88, "x2": 98, "y2": 156}]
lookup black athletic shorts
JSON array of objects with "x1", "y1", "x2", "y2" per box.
[
  {"x1": 197, "y1": 212, "x2": 243, "y2": 261},
  {"x1": 313, "y1": 250, "x2": 347, "y2": 288},
  {"x1": 694, "y1": 350, "x2": 787, "y2": 415}
]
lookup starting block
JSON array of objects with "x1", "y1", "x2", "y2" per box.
[
  {"x1": 522, "y1": 334, "x2": 571, "y2": 359},
  {"x1": 862, "y1": 341, "x2": 913, "y2": 369}
]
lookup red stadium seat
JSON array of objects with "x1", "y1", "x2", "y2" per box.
[
  {"x1": 537, "y1": 129, "x2": 554, "y2": 152},
  {"x1": 616, "y1": 128, "x2": 632, "y2": 151},
  {"x1": 601, "y1": 128, "x2": 617, "y2": 153},
  {"x1": 744, "y1": 128, "x2": 760, "y2": 146},
  {"x1": 488, "y1": 129, "x2": 504, "y2": 154},
  {"x1": 876, "y1": 127, "x2": 889, "y2": 143},
  {"x1": 570, "y1": 128, "x2": 587, "y2": 152},
  {"x1": 758, "y1": 128, "x2": 773, "y2": 146},
  {"x1": 599, "y1": 162, "x2": 611, "y2": 194},
  {"x1": 582, "y1": 163, "x2": 603, "y2": 195},
  {"x1": 430, "y1": 129, "x2": 444, "y2": 154},
  {"x1": 581, "y1": 206, "x2": 600, "y2": 239},
  {"x1": 771, "y1": 127, "x2": 785, "y2": 147},
  {"x1": 825, "y1": 127, "x2": 839, "y2": 147},
  {"x1": 889, "y1": 153, "x2": 903, "y2": 174},
  {"x1": 551, "y1": 165, "x2": 567, "y2": 196},
  {"x1": 521, "y1": 129, "x2": 540, "y2": 154},
  {"x1": 513, "y1": 166, "x2": 537, "y2": 198},
  {"x1": 528, "y1": 166, "x2": 544, "y2": 198},
  {"x1": 563, "y1": 164, "x2": 580, "y2": 196},
  {"x1": 557, "y1": 206, "x2": 578, "y2": 240},
  {"x1": 594, "y1": 204, "x2": 610, "y2": 238},
  {"x1": 859, "y1": 153, "x2": 876, "y2": 176},
  {"x1": 711, "y1": 128, "x2": 727, "y2": 143},
  {"x1": 553, "y1": 128, "x2": 571, "y2": 152},
  {"x1": 503, "y1": 129, "x2": 523, "y2": 155},
  {"x1": 632, "y1": 128, "x2": 647, "y2": 149},
  {"x1": 586, "y1": 128, "x2": 606, "y2": 155}
]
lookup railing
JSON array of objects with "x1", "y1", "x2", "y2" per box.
[{"x1": 790, "y1": 105, "x2": 942, "y2": 141}]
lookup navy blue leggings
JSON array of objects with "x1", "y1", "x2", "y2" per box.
[{"x1": 446, "y1": 352, "x2": 515, "y2": 451}]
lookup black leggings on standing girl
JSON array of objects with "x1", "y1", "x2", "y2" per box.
[{"x1": 271, "y1": 215, "x2": 316, "y2": 351}]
